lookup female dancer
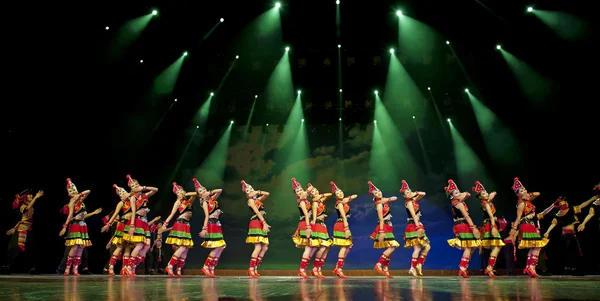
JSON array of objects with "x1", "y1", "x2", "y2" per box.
[
  {"x1": 163, "y1": 182, "x2": 197, "y2": 277},
  {"x1": 59, "y1": 178, "x2": 94, "y2": 276},
  {"x1": 330, "y1": 181, "x2": 356, "y2": 278},
  {"x1": 241, "y1": 180, "x2": 271, "y2": 278},
  {"x1": 307, "y1": 183, "x2": 333, "y2": 278},
  {"x1": 400, "y1": 180, "x2": 430, "y2": 277},
  {"x1": 123, "y1": 174, "x2": 158, "y2": 277},
  {"x1": 291, "y1": 177, "x2": 315, "y2": 279},
  {"x1": 472, "y1": 180, "x2": 504, "y2": 278},
  {"x1": 2, "y1": 189, "x2": 43, "y2": 274},
  {"x1": 367, "y1": 180, "x2": 399, "y2": 278},
  {"x1": 445, "y1": 179, "x2": 480, "y2": 278},
  {"x1": 101, "y1": 184, "x2": 134, "y2": 276},
  {"x1": 507, "y1": 177, "x2": 548, "y2": 277},
  {"x1": 196, "y1": 178, "x2": 225, "y2": 278},
  {"x1": 542, "y1": 196, "x2": 584, "y2": 274},
  {"x1": 577, "y1": 184, "x2": 600, "y2": 232}
]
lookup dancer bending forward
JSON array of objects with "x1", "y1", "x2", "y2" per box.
[
  {"x1": 291, "y1": 177, "x2": 315, "y2": 278},
  {"x1": 242, "y1": 180, "x2": 271, "y2": 278},
  {"x1": 307, "y1": 183, "x2": 333, "y2": 278},
  {"x1": 472, "y1": 180, "x2": 504, "y2": 278},
  {"x1": 163, "y1": 182, "x2": 197, "y2": 277},
  {"x1": 368, "y1": 181, "x2": 400, "y2": 278},
  {"x1": 400, "y1": 180, "x2": 430, "y2": 277},
  {"x1": 196, "y1": 179, "x2": 225, "y2": 278},
  {"x1": 330, "y1": 181, "x2": 357, "y2": 278},
  {"x1": 445, "y1": 179, "x2": 481, "y2": 278}
]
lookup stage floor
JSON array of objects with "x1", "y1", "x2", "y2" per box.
[{"x1": 1, "y1": 275, "x2": 599, "y2": 300}]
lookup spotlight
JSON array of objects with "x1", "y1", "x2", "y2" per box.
[
  {"x1": 389, "y1": 48, "x2": 395, "y2": 54},
  {"x1": 285, "y1": 47, "x2": 290, "y2": 52},
  {"x1": 183, "y1": 51, "x2": 188, "y2": 56},
  {"x1": 339, "y1": 118, "x2": 342, "y2": 121},
  {"x1": 374, "y1": 90, "x2": 378, "y2": 95},
  {"x1": 230, "y1": 120, "x2": 234, "y2": 124},
  {"x1": 464, "y1": 88, "x2": 469, "y2": 93},
  {"x1": 105, "y1": 26, "x2": 109, "y2": 30},
  {"x1": 374, "y1": 120, "x2": 377, "y2": 124},
  {"x1": 236, "y1": 55, "x2": 239, "y2": 59},
  {"x1": 152, "y1": 10, "x2": 157, "y2": 16},
  {"x1": 446, "y1": 40, "x2": 450, "y2": 45},
  {"x1": 496, "y1": 44, "x2": 502, "y2": 50},
  {"x1": 140, "y1": 59, "x2": 144, "y2": 63},
  {"x1": 174, "y1": 99, "x2": 178, "y2": 102},
  {"x1": 336, "y1": 0, "x2": 340, "y2": 4},
  {"x1": 298, "y1": 90, "x2": 302, "y2": 94},
  {"x1": 412, "y1": 116, "x2": 415, "y2": 119},
  {"x1": 301, "y1": 119, "x2": 304, "y2": 123},
  {"x1": 275, "y1": 2, "x2": 281, "y2": 9},
  {"x1": 527, "y1": 7, "x2": 533, "y2": 13},
  {"x1": 220, "y1": 18, "x2": 224, "y2": 22},
  {"x1": 196, "y1": 125, "x2": 199, "y2": 129},
  {"x1": 396, "y1": 10, "x2": 402, "y2": 16},
  {"x1": 339, "y1": 89, "x2": 342, "y2": 92},
  {"x1": 338, "y1": 44, "x2": 341, "y2": 48},
  {"x1": 427, "y1": 87, "x2": 431, "y2": 91},
  {"x1": 210, "y1": 92, "x2": 214, "y2": 96},
  {"x1": 447, "y1": 118, "x2": 451, "y2": 122},
  {"x1": 255, "y1": 95, "x2": 258, "y2": 98},
  {"x1": 266, "y1": 123, "x2": 269, "y2": 126}
]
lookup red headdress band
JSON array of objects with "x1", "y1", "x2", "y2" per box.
[
  {"x1": 400, "y1": 180, "x2": 410, "y2": 193},
  {"x1": 512, "y1": 177, "x2": 525, "y2": 194},
  {"x1": 367, "y1": 181, "x2": 379, "y2": 195},
  {"x1": 241, "y1": 180, "x2": 253, "y2": 193},
  {"x1": 113, "y1": 184, "x2": 127, "y2": 196},
  {"x1": 291, "y1": 177, "x2": 302, "y2": 191},
  {"x1": 553, "y1": 196, "x2": 569, "y2": 210},
  {"x1": 444, "y1": 179, "x2": 458, "y2": 197},
  {"x1": 172, "y1": 182, "x2": 183, "y2": 195},
  {"x1": 126, "y1": 174, "x2": 138, "y2": 188},
  {"x1": 66, "y1": 178, "x2": 78, "y2": 192},
  {"x1": 472, "y1": 181, "x2": 486, "y2": 195},
  {"x1": 192, "y1": 178, "x2": 204, "y2": 191},
  {"x1": 330, "y1": 181, "x2": 340, "y2": 194}
]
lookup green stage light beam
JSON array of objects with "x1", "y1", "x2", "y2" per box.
[
  {"x1": 447, "y1": 43, "x2": 475, "y2": 87},
  {"x1": 336, "y1": 1, "x2": 341, "y2": 38},
  {"x1": 234, "y1": 7, "x2": 283, "y2": 55},
  {"x1": 369, "y1": 120, "x2": 400, "y2": 191},
  {"x1": 277, "y1": 94, "x2": 304, "y2": 149},
  {"x1": 466, "y1": 92, "x2": 522, "y2": 168},
  {"x1": 195, "y1": 123, "x2": 234, "y2": 187},
  {"x1": 384, "y1": 51, "x2": 426, "y2": 123},
  {"x1": 201, "y1": 18, "x2": 226, "y2": 43},
  {"x1": 337, "y1": 45, "x2": 343, "y2": 119},
  {"x1": 166, "y1": 126, "x2": 199, "y2": 186},
  {"x1": 427, "y1": 88, "x2": 449, "y2": 140},
  {"x1": 192, "y1": 93, "x2": 214, "y2": 131},
  {"x1": 264, "y1": 51, "x2": 294, "y2": 108},
  {"x1": 152, "y1": 53, "x2": 187, "y2": 95},
  {"x1": 532, "y1": 10, "x2": 588, "y2": 41},
  {"x1": 371, "y1": 93, "x2": 421, "y2": 188},
  {"x1": 412, "y1": 116, "x2": 431, "y2": 173},
  {"x1": 108, "y1": 13, "x2": 153, "y2": 61},
  {"x1": 499, "y1": 49, "x2": 555, "y2": 105},
  {"x1": 152, "y1": 100, "x2": 177, "y2": 133},
  {"x1": 448, "y1": 120, "x2": 493, "y2": 185},
  {"x1": 243, "y1": 95, "x2": 259, "y2": 139},
  {"x1": 397, "y1": 14, "x2": 439, "y2": 63},
  {"x1": 473, "y1": 0, "x2": 508, "y2": 24}
]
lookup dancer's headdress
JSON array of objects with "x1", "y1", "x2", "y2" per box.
[
  {"x1": 66, "y1": 178, "x2": 78, "y2": 192},
  {"x1": 472, "y1": 181, "x2": 486, "y2": 195},
  {"x1": 192, "y1": 178, "x2": 204, "y2": 191},
  {"x1": 12, "y1": 188, "x2": 30, "y2": 209},
  {"x1": 291, "y1": 178, "x2": 302, "y2": 191},
  {"x1": 126, "y1": 174, "x2": 138, "y2": 187},
  {"x1": 241, "y1": 180, "x2": 253, "y2": 193},
  {"x1": 444, "y1": 179, "x2": 459, "y2": 198},
  {"x1": 113, "y1": 184, "x2": 127, "y2": 196},
  {"x1": 172, "y1": 182, "x2": 183, "y2": 195},
  {"x1": 512, "y1": 177, "x2": 525, "y2": 194},
  {"x1": 553, "y1": 196, "x2": 569, "y2": 211},
  {"x1": 367, "y1": 181, "x2": 380, "y2": 195},
  {"x1": 400, "y1": 180, "x2": 410, "y2": 194},
  {"x1": 330, "y1": 181, "x2": 340, "y2": 194}
]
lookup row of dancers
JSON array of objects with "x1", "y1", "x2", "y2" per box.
[{"x1": 4, "y1": 176, "x2": 599, "y2": 278}]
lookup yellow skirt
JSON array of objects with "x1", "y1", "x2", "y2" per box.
[
  {"x1": 246, "y1": 236, "x2": 270, "y2": 245},
  {"x1": 447, "y1": 238, "x2": 481, "y2": 250},
  {"x1": 111, "y1": 237, "x2": 125, "y2": 245},
  {"x1": 518, "y1": 238, "x2": 549, "y2": 249},
  {"x1": 123, "y1": 233, "x2": 150, "y2": 245},
  {"x1": 201, "y1": 239, "x2": 227, "y2": 249},
  {"x1": 404, "y1": 237, "x2": 429, "y2": 248},
  {"x1": 373, "y1": 240, "x2": 401, "y2": 249},
  {"x1": 65, "y1": 239, "x2": 92, "y2": 247},
  {"x1": 481, "y1": 239, "x2": 505, "y2": 248},
  {"x1": 165, "y1": 237, "x2": 195, "y2": 248},
  {"x1": 332, "y1": 237, "x2": 353, "y2": 247}
]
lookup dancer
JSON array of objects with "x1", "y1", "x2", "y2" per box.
[
  {"x1": 102, "y1": 210, "x2": 120, "y2": 274},
  {"x1": 472, "y1": 180, "x2": 504, "y2": 278},
  {"x1": 163, "y1": 182, "x2": 197, "y2": 277},
  {"x1": 400, "y1": 180, "x2": 430, "y2": 277},
  {"x1": 57, "y1": 202, "x2": 101, "y2": 275},
  {"x1": 577, "y1": 183, "x2": 600, "y2": 232},
  {"x1": 307, "y1": 183, "x2": 333, "y2": 278},
  {"x1": 291, "y1": 177, "x2": 315, "y2": 279},
  {"x1": 59, "y1": 178, "x2": 95, "y2": 276},
  {"x1": 101, "y1": 184, "x2": 132, "y2": 276},
  {"x1": 507, "y1": 177, "x2": 548, "y2": 277},
  {"x1": 123, "y1": 174, "x2": 159, "y2": 277},
  {"x1": 241, "y1": 180, "x2": 271, "y2": 278},
  {"x1": 445, "y1": 179, "x2": 481, "y2": 278},
  {"x1": 542, "y1": 196, "x2": 583, "y2": 275},
  {"x1": 2, "y1": 189, "x2": 44, "y2": 274},
  {"x1": 196, "y1": 178, "x2": 225, "y2": 278},
  {"x1": 330, "y1": 181, "x2": 357, "y2": 278},
  {"x1": 367, "y1": 180, "x2": 400, "y2": 278}
]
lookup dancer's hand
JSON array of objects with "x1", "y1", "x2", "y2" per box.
[
  {"x1": 417, "y1": 228, "x2": 424, "y2": 238},
  {"x1": 6, "y1": 229, "x2": 15, "y2": 236},
  {"x1": 378, "y1": 233, "x2": 384, "y2": 243},
  {"x1": 305, "y1": 228, "x2": 312, "y2": 238},
  {"x1": 543, "y1": 232, "x2": 549, "y2": 238},
  {"x1": 106, "y1": 242, "x2": 111, "y2": 250},
  {"x1": 344, "y1": 229, "x2": 351, "y2": 238},
  {"x1": 491, "y1": 227, "x2": 499, "y2": 237},
  {"x1": 35, "y1": 190, "x2": 44, "y2": 198},
  {"x1": 472, "y1": 228, "x2": 480, "y2": 239},
  {"x1": 101, "y1": 225, "x2": 109, "y2": 233},
  {"x1": 262, "y1": 223, "x2": 271, "y2": 233},
  {"x1": 577, "y1": 224, "x2": 585, "y2": 232},
  {"x1": 199, "y1": 230, "x2": 207, "y2": 238},
  {"x1": 59, "y1": 228, "x2": 66, "y2": 236},
  {"x1": 93, "y1": 208, "x2": 102, "y2": 215}
]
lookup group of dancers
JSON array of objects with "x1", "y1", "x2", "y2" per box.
[{"x1": 3, "y1": 175, "x2": 599, "y2": 279}]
